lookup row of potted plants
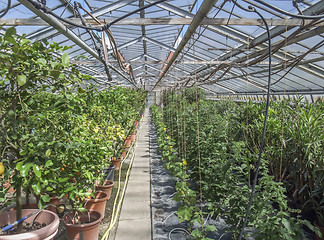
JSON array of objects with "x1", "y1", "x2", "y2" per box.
[
  {"x1": 0, "y1": 27, "x2": 147, "y2": 239},
  {"x1": 151, "y1": 87, "x2": 322, "y2": 239}
]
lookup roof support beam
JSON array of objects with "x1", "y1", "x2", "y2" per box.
[
  {"x1": 151, "y1": 0, "x2": 218, "y2": 90},
  {"x1": 1, "y1": 18, "x2": 322, "y2": 26},
  {"x1": 107, "y1": 36, "x2": 143, "y2": 55},
  {"x1": 18, "y1": 0, "x2": 100, "y2": 60},
  {"x1": 144, "y1": 36, "x2": 202, "y2": 61},
  {"x1": 145, "y1": 54, "x2": 191, "y2": 74},
  {"x1": 200, "y1": 85, "x2": 236, "y2": 94},
  {"x1": 215, "y1": 89, "x2": 324, "y2": 96}
]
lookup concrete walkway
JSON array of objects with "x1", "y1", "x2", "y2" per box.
[{"x1": 114, "y1": 107, "x2": 151, "y2": 240}]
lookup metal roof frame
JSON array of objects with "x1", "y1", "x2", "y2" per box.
[{"x1": 0, "y1": 0, "x2": 323, "y2": 95}]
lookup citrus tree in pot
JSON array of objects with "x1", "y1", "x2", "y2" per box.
[
  {"x1": 0, "y1": 26, "x2": 83, "y2": 235},
  {"x1": 36, "y1": 101, "x2": 106, "y2": 240}
]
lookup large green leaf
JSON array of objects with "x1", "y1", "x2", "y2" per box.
[
  {"x1": 16, "y1": 161, "x2": 24, "y2": 171},
  {"x1": 45, "y1": 149, "x2": 51, "y2": 157},
  {"x1": 20, "y1": 162, "x2": 33, "y2": 177},
  {"x1": 41, "y1": 194, "x2": 50, "y2": 203},
  {"x1": 45, "y1": 160, "x2": 53, "y2": 168},
  {"x1": 19, "y1": 38, "x2": 30, "y2": 45},
  {"x1": 282, "y1": 218, "x2": 292, "y2": 233},
  {"x1": 37, "y1": 58, "x2": 47, "y2": 66},
  {"x1": 33, "y1": 164, "x2": 42, "y2": 178},
  {"x1": 32, "y1": 182, "x2": 41, "y2": 195},
  {"x1": 177, "y1": 206, "x2": 192, "y2": 222},
  {"x1": 204, "y1": 225, "x2": 217, "y2": 232},
  {"x1": 51, "y1": 62, "x2": 59, "y2": 69},
  {"x1": 4, "y1": 27, "x2": 16, "y2": 44},
  {"x1": 4, "y1": 27, "x2": 16, "y2": 38},
  {"x1": 59, "y1": 177, "x2": 69, "y2": 183},
  {"x1": 62, "y1": 52, "x2": 69, "y2": 67},
  {"x1": 17, "y1": 75, "x2": 26, "y2": 86},
  {"x1": 50, "y1": 70, "x2": 60, "y2": 79}
]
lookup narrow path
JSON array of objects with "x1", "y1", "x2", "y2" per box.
[
  {"x1": 114, "y1": 107, "x2": 151, "y2": 240},
  {"x1": 113, "y1": 106, "x2": 228, "y2": 240}
]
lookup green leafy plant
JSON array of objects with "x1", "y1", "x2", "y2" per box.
[
  {"x1": 0, "y1": 27, "x2": 87, "y2": 231},
  {"x1": 154, "y1": 89, "x2": 320, "y2": 239}
]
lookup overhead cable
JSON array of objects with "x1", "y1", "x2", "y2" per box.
[
  {"x1": 232, "y1": 2, "x2": 273, "y2": 240},
  {"x1": 0, "y1": 0, "x2": 11, "y2": 18},
  {"x1": 254, "y1": 0, "x2": 324, "y2": 19},
  {"x1": 74, "y1": 3, "x2": 112, "y2": 81},
  {"x1": 75, "y1": 3, "x2": 136, "y2": 83}
]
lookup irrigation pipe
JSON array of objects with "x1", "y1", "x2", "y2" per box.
[
  {"x1": 0, "y1": 0, "x2": 11, "y2": 19},
  {"x1": 168, "y1": 228, "x2": 191, "y2": 240},
  {"x1": 232, "y1": 2, "x2": 272, "y2": 240},
  {"x1": 254, "y1": 0, "x2": 324, "y2": 20},
  {"x1": 101, "y1": 115, "x2": 144, "y2": 240}
]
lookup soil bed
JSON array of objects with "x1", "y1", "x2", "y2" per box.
[{"x1": 1, "y1": 222, "x2": 47, "y2": 235}]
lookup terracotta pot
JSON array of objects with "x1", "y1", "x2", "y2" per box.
[
  {"x1": 120, "y1": 149, "x2": 126, "y2": 159},
  {"x1": 11, "y1": 202, "x2": 38, "y2": 210},
  {"x1": 111, "y1": 157, "x2": 122, "y2": 171},
  {"x1": 63, "y1": 210, "x2": 101, "y2": 240},
  {"x1": 125, "y1": 136, "x2": 131, "y2": 148},
  {"x1": 134, "y1": 120, "x2": 139, "y2": 128},
  {"x1": 46, "y1": 196, "x2": 61, "y2": 213},
  {"x1": 315, "y1": 221, "x2": 324, "y2": 240},
  {"x1": 0, "y1": 209, "x2": 59, "y2": 240},
  {"x1": 131, "y1": 133, "x2": 135, "y2": 142},
  {"x1": 35, "y1": 196, "x2": 62, "y2": 213},
  {"x1": 95, "y1": 180, "x2": 114, "y2": 200},
  {"x1": 84, "y1": 191, "x2": 108, "y2": 219}
]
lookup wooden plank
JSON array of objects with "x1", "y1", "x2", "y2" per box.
[{"x1": 0, "y1": 17, "x2": 321, "y2": 26}]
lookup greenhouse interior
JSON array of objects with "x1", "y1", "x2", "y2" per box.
[{"x1": 1, "y1": 0, "x2": 324, "y2": 239}]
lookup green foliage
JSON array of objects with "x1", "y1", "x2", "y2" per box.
[
  {"x1": 0, "y1": 27, "x2": 147, "y2": 220},
  {"x1": 152, "y1": 89, "x2": 322, "y2": 239}
]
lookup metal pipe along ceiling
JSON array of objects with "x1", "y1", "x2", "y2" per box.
[{"x1": 151, "y1": 0, "x2": 219, "y2": 90}]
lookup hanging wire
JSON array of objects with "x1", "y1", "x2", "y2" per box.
[
  {"x1": 0, "y1": 0, "x2": 10, "y2": 18},
  {"x1": 74, "y1": 3, "x2": 112, "y2": 81},
  {"x1": 75, "y1": 3, "x2": 136, "y2": 83},
  {"x1": 254, "y1": 0, "x2": 324, "y2": 19},
  {"x1": 225, "y1": 0, "x2": 236, "y2": 26},
  {"x1": 231, "y1": 2, "x2": 272, "y2": 240}
]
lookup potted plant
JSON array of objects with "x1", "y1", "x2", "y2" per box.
[
  {"x1": 0, "y1": 209, "x2": 60, "y2": 240},
  {"x1": 0, "y1": 26, "x2": 83, "y2": 235},
  {"x1": 108, "y1": 124, "x2": 126, "y2": 170},
  {"x1": 45, "y1": 107, "x2": 105, "y2": 240}
]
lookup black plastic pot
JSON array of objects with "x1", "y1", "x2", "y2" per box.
[{"x1": 103, "y1": 165, "x2": 115, "y2": 181}]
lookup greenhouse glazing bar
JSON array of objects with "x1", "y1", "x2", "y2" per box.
[{"x1": 152, "y1": 0, "x2": 219, "y2": 90}]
